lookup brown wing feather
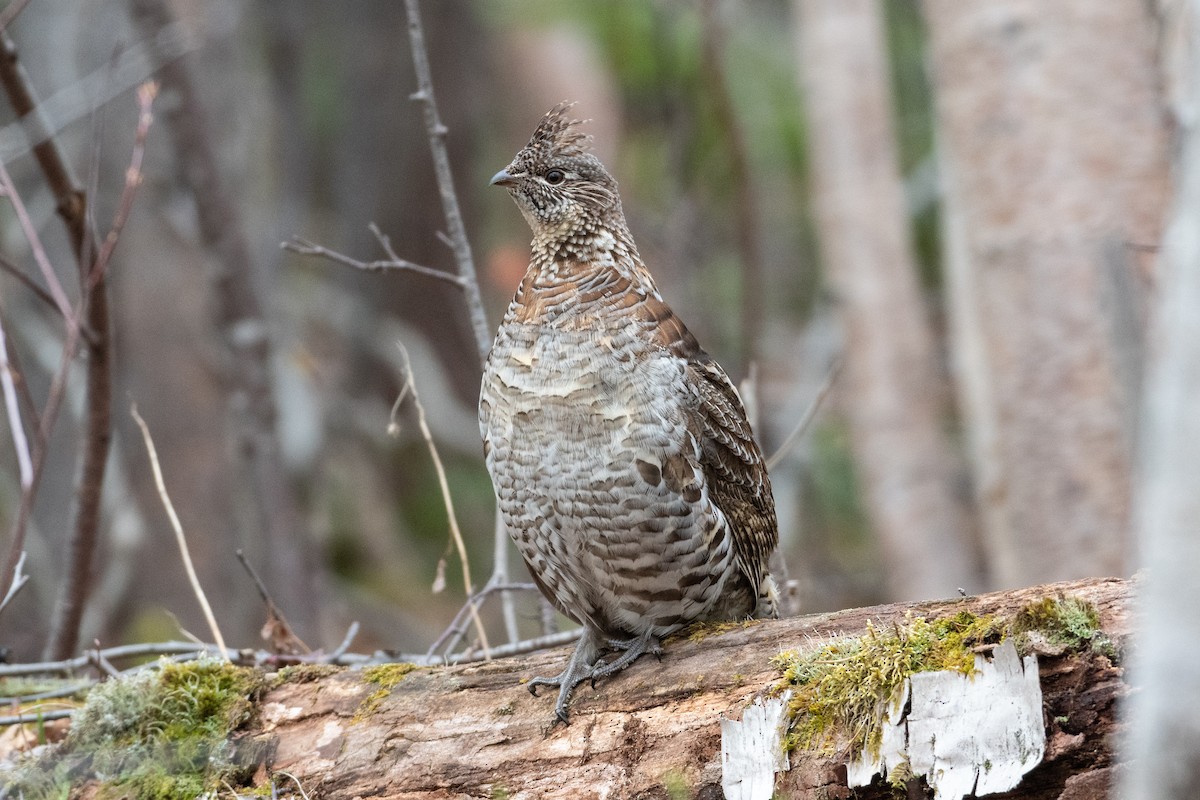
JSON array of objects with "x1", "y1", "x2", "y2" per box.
[{"x1": 641, "y1": 294, "x2": 778, "y2": 590}]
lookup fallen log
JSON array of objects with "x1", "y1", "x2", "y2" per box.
[{"x1": 252, "y1": 576, "x2": 1130, "y2": 799}]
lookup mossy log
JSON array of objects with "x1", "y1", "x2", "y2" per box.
[{"x1": 249, "y1": 576, "x2": 1130, "y2": 799}]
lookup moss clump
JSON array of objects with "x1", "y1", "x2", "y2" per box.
[
  {"x1": 1012, "y1": 596, "x2": 1115, "y2": 659},
  {"x1": 774, "y1": 611, "x2": 1003, "y2": 757},
  {"x1": 355, "y1": 662, "x2": 419, "y2": 719},
  {"x1": 3, "y1": 658, "x2": 265, "y2": 800},
  {"x1": 774, "y1": 595, "x2": 1110, "y2": 760}
]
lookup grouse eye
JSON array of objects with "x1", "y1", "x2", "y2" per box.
[{"x1": 545, "y1": 169, "x2": 565, "y2": 185}]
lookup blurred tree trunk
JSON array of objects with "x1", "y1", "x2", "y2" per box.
[
  {"x1": 794, "y1": 0, "x2": 980, "y2": 600},
  {"x1": 1120, "y1": 3, "x2": 1200, "y2": 795},
  {"x1": 922, "y1": 2, "x2": 1170, "y2": 587}
]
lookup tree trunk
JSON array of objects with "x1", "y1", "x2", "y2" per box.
[
  {"x1": 922, "y1": 1, "x2": 1171, "y2": 586},
  {"x1": 248, "y1": 576, "x2": 1130, "y2": 799},
  {"x1": 1120, "y1": 3, "x2": 1200, "y2": 795},
  {"x1": 793, "y1": 0, "x2": 980, "y2": 600}
]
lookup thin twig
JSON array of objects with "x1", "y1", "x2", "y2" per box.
[
  {"x1": 330, "y1": 621, "x2": 361, "y2": 660},
  {"x1": 88, "y1": 80, "x2": 156, "y2": 289},
  {"x1": 390, "y1": 341, "x2": 490, "y2": 659},
  {"x1": 443, "y1": 628, "x2": 581, "y2": 665},
  {"x1": 0, "y1": 251, "x2": 60, "y2": 311},
  {"x1": 402, "y1": 0, "x2": 490, "y2": 360},
  {"x1": 131, "y1": 402, "x2": 228, "y2": 659},
  {"x1": 425, "y1": 579, "x2": 538, "y2": 661},
  {"x1": 0, "y1": 0, "x2": 31, "y2": 35},
  {"x1": 272, "y1": 771, "x2": 313, "y2": 800},
  {"x1": 0, "y1": 679, "x2": 91, "y2": 705},
  {"x1": 766, "y1": 357, "x2": 843, "y2": 470},
  {"x1": 0, "y1": 550, "x2": 27, "y2": 614},
  {"x1": 0, "y1": 314, "x2": 30, "y2": 487},
  {"x1": 0, "y1": 641, "x2": 228, "y2": 676},
  {"x1": 0, "y1": 709, "x2": 73, "y2": 726},
  {"x1": 0, "y1": 159, "x2": 79, "y2": 334},
  {"x1": 282, "y1": 235, "x2": 467, "y2": 287}
]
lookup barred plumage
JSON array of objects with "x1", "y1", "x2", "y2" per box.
[{"x1": 480, "y1": 103, "x2": 779, "y2": 723}]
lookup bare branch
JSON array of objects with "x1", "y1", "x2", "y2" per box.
[
  {"x1": 87, "y1": 80, "x2": 155, "y2": 289},
  {"x1": 0, "y1": 159, "x2": 79, "y2": 333},
  {"x1": 0, "y1": 550, "x2": 28, "y2": 614},
  {"x1": 131, "y1": 403, "x2": 229, "y2": 659},
  {"x1": 282, "y1": 235, "x2": 466, "y2": 287},
  {"x1": 0, "y1": 251, "x2": 60, "y2": 312},
  {"x1": 0, "y1": 316, "x2": 31, "y2": 488},
  {"x1": 443, "y1": 628, "x2": 582, "y2": 665},
  {"x1": 402, "y1": 0, "x2": 491, "y2": 361},
  {"x1": 329, "y1": 621, "x2": 361, "y2": 660},
  {"x1": 0, "y1": 0, "x2": 31, "y2": 35},
  {"x1": 425, "y1": 578, "x2": 539, "y2": 661}
]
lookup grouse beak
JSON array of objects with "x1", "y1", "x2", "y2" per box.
[{"x1": 490, "y1": 169, "x2": 517, "y2": 188}]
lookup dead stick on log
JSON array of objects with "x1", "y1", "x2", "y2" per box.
[
  {"x1": 390, "y1": 341, "x2": 490, "y2": 658},
  {"x1": 130, "y1": 403, "x2": 228, "y2": 659}
]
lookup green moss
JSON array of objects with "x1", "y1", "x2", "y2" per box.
[
  {"x1": 774, "y1": 612, "x2": 1003, "y2": 757},
  {"x1": 1012, "y1": 596, "x2": 1115, "y2": 658},
  {"x1": 355, "y1": 662, "x2": 419, "y2": 719},
  {"x1": 363, "y1": 662, "x2": 418, "y2": 687},
  {"x1": 774, "y1": 595, "x2": 1111, "y2": 761},
  {"x1": 3, "y1": 658, "x2": 265, "y2": 800}
]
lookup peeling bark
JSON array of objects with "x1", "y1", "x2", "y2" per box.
[{"x1": 243, "y1": 577, "x2": 1130, "y2": 799}]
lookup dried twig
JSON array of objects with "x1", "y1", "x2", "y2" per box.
[
  {"x1": 330, "y1": 621, "x2": 361, "y2": 660},
  {"x1": 272, "y1": 771, "x2": 313, "y2": 800},
  {"x1": 0, "y1": 550, "x2": 27, "y2": 614},
  {"x1": 88, "y1": 80, "x2": 156, "y2": 289},
  {"x1": 130, "y1": 403, "x2": 228, "y2": 658},
  {"x1": 0, "y1": 250, "x2": 58, "y2": 311},
  {"x1": 0, "y1": 159, "x2": 79, "y2": 334},
  {"x1": 424, "y1": 580, "x2": 537, "y2": 661},
  {"x1": 283, "y1": 232, "x2": 467, "y2": 288},
  {"x1": 236, "y1": 549, "x2": 310, "y2": 655},
  {"x1": 0, "y1": 0, "x2": 31, "y2": 35},
  {"x1": 390, "y1": 341, "x2": 490, "y2": 658},
  {"x1": 0, "y1": 314, "x2": 31, "y2": 488},
  {"x1": 766, "y1": 357, "x2": 843, "y2": 470},
  {"x1": 402, "y1": 0, "x2": 490, "y2": 359},
  {"x1": 442, "y1": 628, "x2": 581, "y2": 665}
]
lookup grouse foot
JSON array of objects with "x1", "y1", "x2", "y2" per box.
[{"x1": 527, "y1": 630, "x2": 661, "y2": 724}]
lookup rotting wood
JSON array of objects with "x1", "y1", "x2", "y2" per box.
[{"x1": 245, "y1": 576, "x2": 1130, "y2": 799}]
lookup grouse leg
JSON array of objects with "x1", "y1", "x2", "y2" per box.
[{"x1": 527, "y1": 628, "x2": 602, "y2": 724}]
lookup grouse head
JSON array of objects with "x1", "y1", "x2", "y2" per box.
[{"x1": 491, "y1": 103, "x2": 624, "y2": 255}]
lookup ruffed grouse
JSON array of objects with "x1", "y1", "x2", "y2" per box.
[{"x1": 480, "y1": 103, "x2": 779, "y2": 723}]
